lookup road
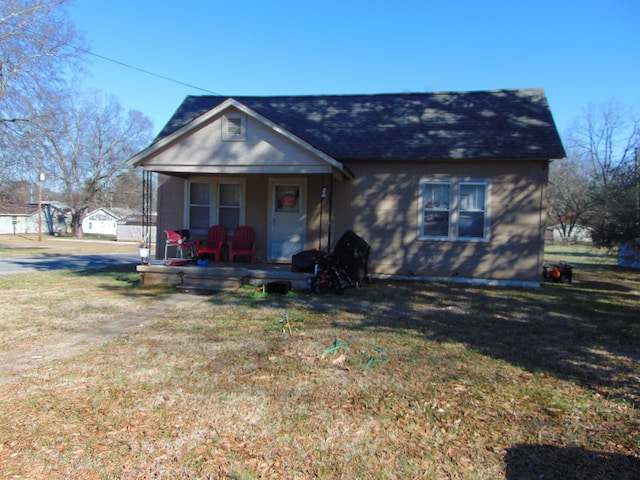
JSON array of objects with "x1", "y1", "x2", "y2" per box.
[{"x1": 0, "y1": 252, "x2": 145, "y2": 275}]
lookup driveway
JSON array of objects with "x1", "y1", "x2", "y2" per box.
[
  {"x1": 0, "y1": 292, "x2": 203, "y2": 380},
  {"x1": 0, "y1": 249, "x2": 190, "y2": 381}
]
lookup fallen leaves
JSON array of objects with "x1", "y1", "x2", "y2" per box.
[{"x1": 0, "y1": 259, "x2": 638, "y2": 478}]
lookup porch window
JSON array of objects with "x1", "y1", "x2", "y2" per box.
[
  {"x1": 419, "y1": 179, "x2": 489, "y2": 241},
  {"x1": 188, "y1": 182, "x2": 211, "y2": 231},
  {"x1": 187, "y1": 179, "x2": 245, "y2": 234},
  {"x1": 218, "y1": 182, "x2": 241, "y2": 232}
]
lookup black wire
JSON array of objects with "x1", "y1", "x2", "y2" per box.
[
  {"x1": 6, "y1": 17, "x2": 223, "y2": 97},
  {"x1": 82, "y1": 49, "x2": 223, "y2": 96}
]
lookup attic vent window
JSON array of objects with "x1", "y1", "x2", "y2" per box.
[{"x1": 222, "y1": 114, "x2": 246, "y2": 141}]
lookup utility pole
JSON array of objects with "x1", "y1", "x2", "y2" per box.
[{"x1": 38, "y1": 172, "x2": 44, "y2": 241}]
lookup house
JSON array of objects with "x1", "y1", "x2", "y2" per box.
[
  {"x1": 81, "y1": 208, "x2": 119, "y2": 236},
  {"x1": 548, "y1": 224, "x2": 593, "y2": 244},
  {"x1": 116, "y1": 214, "x2": 157, "y2": 243},
  {"x1": 0, "y1": 202, "x2": 39, "y2": 235},
  {"x1": 128, "y1": 89, "x2": 565, "y2": 286},
  {"x1": 0, "y1": 200, "x2": 69, "y2": 235}
]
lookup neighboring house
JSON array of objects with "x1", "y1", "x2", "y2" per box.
[
  {"x1": 128, "y1": 89, "x2": 565, "y2": 286},
  {"x1": 116, "y1": 214, "x2": 157, "y2": 243},
  {"x1": 549, "y1": 224, "x2": 593, "y2": 244},
  {"x1": 81, "y1": 208, "x2": 119, "y2": 236},
  {"x1": 0, "y1": 202, "x2": 39, "y2": 235},
  {"x1": 0, "y1": 201, "x2": 69, "y2": 235}
]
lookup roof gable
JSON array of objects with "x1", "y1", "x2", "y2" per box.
[
  {"x1": 154, "y1": 89, "x2": 566, "y2": 161},
  {"x1": 130, "y1": 98, "x2": 354, "y2": 178},
  {"x1": 84, "y1": 208, "x2": 119, "y2": 221}
]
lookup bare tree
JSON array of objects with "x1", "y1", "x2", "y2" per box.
[
  {"x1": 35, "y1": 91, "x2": 153, "y2": 237},
  {"x1": 566, "y1": 101, "x2": 639, "y2": 187},
  {"x1": 110, "y1": 169, "x2": 145, "y2": 211},
  {"x1": 557, "y1": 102, "x2": 640, "y2": 247},
  {"x1": 0, "y1": 0, "x2": 83, "y2": 122},
  {"x1": 1, "y1": 0, "x2": 154, "y2": 237},
  {"x1": 1, "y1": 0, "x2": 85, "y2": 191},
  {"x1": 547, "y1": 156, "x2": 594, "y2": 242},
  {"x1": 589, "y1": 158, "x2": 640, "y2": 248}
]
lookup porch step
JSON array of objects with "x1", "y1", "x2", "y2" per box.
[
  {"x1": 179, "y1": 274, "x2": 241, "y2": 292},
  {"x1": 176, "y1": 284, "x2": 237, "y2": 294},
  {"x1": 136, "y1": 263, "x2": 314, "y2": 293}
]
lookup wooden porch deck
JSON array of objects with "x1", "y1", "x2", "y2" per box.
[{"x1": 136, "y1": 260, "x2": 315, "y2": 294}]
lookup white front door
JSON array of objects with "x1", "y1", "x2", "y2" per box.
[{"x1": 268, "y1": 179, "x2": 306, "y2": 261}]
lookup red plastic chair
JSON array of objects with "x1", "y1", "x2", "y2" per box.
[
  {"x1": 164, "y1": 229, "x2": 194, "y2": 259},
  {"x1": 227, "y1": 226, "x2": 257, "y2": 263},
  {"x1": 195, "y1": 225, "x2": 227, "y2": 262}
]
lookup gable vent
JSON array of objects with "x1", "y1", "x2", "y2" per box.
[{"x1": 222, "y1": 113, "x2": 246, "y2": 141}]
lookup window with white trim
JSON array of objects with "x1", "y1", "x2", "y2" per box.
[
  {"x1": 218, "y1": 182, "x2": 241, "y2": 231},
  {"x1": 187, "y1": 179, "x2": 245, "y2": 234},
  {"x1": 419, "y1": 179, "x2": 489, "y2": 241},
  {"x1": 458, "y1": 182, "x2": 487, "y2": 238},
  {"x1": 421, "y1": 182, "x2": 451, "y2": 238},
  {"x1": 188, "y1": 182, "x2": 211, "y2": 231}
]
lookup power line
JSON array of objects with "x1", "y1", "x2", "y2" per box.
[
  {"x1": 9, "y1": 19, "x2": 223, "y2": 96},
  {"x1": 82, "y1": 49, "x2": 223, "y2": 96}
]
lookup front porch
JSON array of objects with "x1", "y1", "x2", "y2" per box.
[{"x1": 137, "y1": 261, "x2": 315, "y2": 294}]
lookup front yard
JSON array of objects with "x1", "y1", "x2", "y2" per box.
[{"x1": 0, "y1": 243, "x2": 638, "y2": 479}]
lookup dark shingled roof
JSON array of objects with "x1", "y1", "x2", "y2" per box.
[{"x1": 155, "y1": 89, "x2": 565, "y2": 161}]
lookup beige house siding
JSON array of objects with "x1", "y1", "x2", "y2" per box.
[
  {"x1": 244, "y1": 175, "x2": 268, "y2": 257},
  {"x1": 147, "y1": 107, "x2": 341, "y2": 261},
  {"x1": 155, "y1": 158, "x2": 548, "y2": 283},
  {"x1": 156, "y1": 173, "x2": 328, "y2": 262},
  {"x1": 330, "y1": 159, "x2": 548, "y2": 282},
  {"x1": 140, "y1": 107, "x2": 336, "y2": 175},
  {"x1": 155, "y1": 174, "x2": 186, "y2": 248}
]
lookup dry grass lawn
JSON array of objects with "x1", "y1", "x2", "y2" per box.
[
  {"x1": 0, "y1": 234, "x2": 137, "y2": 257},
  {"x1": 0, "y1": 238, "x2": 638, "y2": 479}
]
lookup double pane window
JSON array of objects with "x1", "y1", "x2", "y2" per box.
[
  {"x1": 188, "y1": 180, "x2": 244, "y2": 233},
  {"x1": 420, "y1": 180, "x2": 488, "y2": 240}
]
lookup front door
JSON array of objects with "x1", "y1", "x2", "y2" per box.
[{"x1": 268, "y1": 179, "x2": 306, "y2": 261}]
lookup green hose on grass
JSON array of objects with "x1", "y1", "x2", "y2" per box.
[{"x1": 323, "y1": 337, "x2": 389, "y2": 369}]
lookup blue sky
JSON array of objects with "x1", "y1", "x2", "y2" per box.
[{"x1": 69, "y1": 0, "x2": 640, "y2": 137}]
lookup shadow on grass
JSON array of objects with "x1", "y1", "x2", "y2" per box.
[
  {"x1": 68, "y1": 264, "x2": 179, "y2": 299},
  {"x1": 252, "y1": 265, "x2": 639, "y2": 408},
  {"x1": 505, "y1": 444, "x2": 640, "y2": 480},
  {"x1": 2, "y1": 254, "x2": 158, "y2": 293},
  {"x1": 61, "y1": 256, "x2": 637, "y2": 408},
  {"x1": 3, "y1": 253, "x2": 140, "y2": 273},
  {"x1": 71, "y1": 264, "x2": 141, "y2": 285}
]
